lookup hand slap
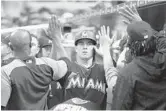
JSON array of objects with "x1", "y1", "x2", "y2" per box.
[
  {"x1": 98, "y1": 26, "x2": 113, "y2": 47},
  {"x1": 48, "y1": 15, "x2": 62, "y2": 41},
  {"x1": 118, "y1": 6, "x2": 142, "y2": 23}
]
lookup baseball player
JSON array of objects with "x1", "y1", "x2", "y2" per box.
[
  {"x1": 1, "y1": 29, "x2": 69, "y2": 110},
  {"x1": 47, "y1": 15, "x2": 107, "y2": 110},
  {"x1": 1, "y1": 42, "x2": 14, "y2": 66},
  {"x1": 112, "y1": 21, "x2": 166, "y2": 110},
  {"x1": 34, "y1": 28, "x2": 64, "y2": 109},
  {"x1": 30, "y1": 34, "x2": 40, "y2": 57},
  {"x1": 37, "y1": 29, "x2": 52, "y2": 57}
]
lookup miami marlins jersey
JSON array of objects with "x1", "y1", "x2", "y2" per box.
[
  {"x1": 47, "y1": 81, "x2": 64, "y2": 109},
  {"x1": 59, "y1": 58, "x2": 107, "y2": 110}
]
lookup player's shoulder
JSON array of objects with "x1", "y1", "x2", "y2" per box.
[
  {"x1": 59, "y1": 57, "x2": 77, "y2": 69},
  {"x1": 38, "y1": 57, "x2": 52, "y2": 61},
  {"x1": 119, "y1": 61, "x2": 137, "y2": 78},
  {"x1": 59, "y1": 57, "x2": 73, "y2": 65},
  {"x1": 94, "y1": 63, "x2": 104, "y2": 70},
  {"x1": 37, "y1": 57, "x2": 67, "y2": 68},
  {"x1": 91, "y1": 63, "x2": 105, "y2": 77},
  {"x1": 1, "y1": 59, "x2": 25, "y2": 76},
  {"x1": 37, "y1": 57, "x2": 57, "y2": 64},
  {"x1": 2, "y1": 59, "x2": 23, "y2": 69},
  {"x1": 95, "y1": 63, "x2": 103, "y2": 67}
]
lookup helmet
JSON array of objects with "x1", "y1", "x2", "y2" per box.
[
  {"x1": 53, "y1": 97, "x2": 100, "y2": 110},
  {"x1": 37, "y1": 28, "x2": 52, "y2": 48},
  {"x1": 74, "y1": 27, "x2": 97, "y2": 45},
  {"x1": 38, "y1": 37, "x2": 52, "y2": 48}
]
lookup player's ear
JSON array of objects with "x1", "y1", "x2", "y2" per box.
[
  {"x1": 75, "y1": 46, "x2": 78, "y2": 53},
  {"x1": 9, "y1": 42, "x2": 14, "y2": 51},
  {"x1": 93, "y1": 46, "x2": 97, "y2": 50},
  {"x1": 92, "y1": 47, "x2": 96, "y2": 62},
  {"x1": 36, "y1": 48, "x2": 43, "y2": 57},
  {"x1": 29, "y1": 37, "x2": 32, "y2": 48},
  {"x1": 93, "y1": 47, "x2": 96, "y2": 55},
  {"x1": 36, "y1": 46, "x2": 40, "y2": 55}
]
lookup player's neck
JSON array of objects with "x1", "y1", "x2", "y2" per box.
[
  {"x1": 76, "y1": 57, "x2": 93, "y2": 68},
  {"x1": 14, "y1": 51, "x2": 30, "y2": 60}
]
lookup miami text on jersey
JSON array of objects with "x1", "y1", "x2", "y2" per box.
[{"x1": 66, "y1": 76, "x2": 106, "y2": 93}]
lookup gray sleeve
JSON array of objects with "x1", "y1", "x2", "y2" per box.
[
  {"x1": 105, "y1": 67, "x2": 118, "y2": 106},
  {"x1": 41, "y1": 57, "x2": 68, "y2": 81},
  {"x1": 1, "y1": 68, "x2": 12, "y2": 107},
  {"x1": 105, "y1": 67, "x2": 118, "y2": 87}
]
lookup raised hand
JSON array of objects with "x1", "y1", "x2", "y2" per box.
[
  {"x1": 94, "y1": 26, "x2": 114, "y2": 56},
  {"x1": 119, "y1": 6, "x2": 142, "y2": 24},
  {"x1": 47, "y1": 15, "x2": 68, "y2": 60},
  {"x1": 47, "y1": 15, "x2": 62, "y2": 41},
  {"x1": 98, "y1": 25, "x2": 114, "y2": 47}
]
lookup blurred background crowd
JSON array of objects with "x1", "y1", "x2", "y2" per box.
[
  {"x1": 1, "y1": 0, "x2": 166, "y2": 59},
  {"x1": 1, "y1": 1, "x2": 118, "y2": 29},
  {"x1": 1, "y1": 0, "x2": 166, "y2": 65},
  {"x1": 3, "y1": 1, "x2": 166, "y2": 29}
]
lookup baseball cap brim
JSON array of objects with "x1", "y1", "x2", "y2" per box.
[{"x1": 75, "y1": 38, "x2": 96, "y2": 45}]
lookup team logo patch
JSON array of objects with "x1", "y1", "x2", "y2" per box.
[
  {"x1": 72, "y1": 98, "x2": 89, "y2": 105},
  {"x1": 81, "y1": 31, "x2": 88, "y2": 38},
  {"x1": 26, "y1": 60, "x2": 32, "y2": 63}
]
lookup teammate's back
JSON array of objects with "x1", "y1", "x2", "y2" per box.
[
  {"x1": 1, "y1": 29, "x2": 68, "y2": 110},
  {"x1": 1, "y1": 57, "x2": 63, "y2": 109}
]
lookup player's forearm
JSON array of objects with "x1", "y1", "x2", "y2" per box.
[
  {"x1": 50, "y1": 39, "x2": 68, "y2": 60},
  {"x1": 103, "y1": 44, "x2": 117, "y2": 85},
  {"x1": 103, "y1": 43, "x2": 118, "y2": 108},
  {"x1": 102, "y1": 44, "x2": 114, "y2": 71}
]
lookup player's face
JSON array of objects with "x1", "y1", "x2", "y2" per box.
[
  {"x1": 110, "y1": 39, "x2": 121, "y2": 62},
  {"x1": 75, "y1": 39, "x2": 94, "y2": 60},
  {"x1": 110, "y1": 30, "x2": 128, "y2": 62},
  {"x1": 30, "y1": 37, "x2": 39, "y2": 56},
  {"x1": 41, "y1": 45, "x2": 52, "y2": 57}
]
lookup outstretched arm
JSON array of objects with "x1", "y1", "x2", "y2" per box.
[
  {"x1": 98, "y1": 26, "x2": 115, "y2": 72},
  {"x1": 98, "y1": 25, "x2": 118, "y2": 86},
  {"x1": 47, "y1": 15, "x2": 69, "y2": 60},
  {"x1": 98, "y1": 26, "x2": 118, "y2": 108}
]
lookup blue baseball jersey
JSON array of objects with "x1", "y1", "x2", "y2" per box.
[{"x1": 59, "y1": 58, "x2": 107, "y2": 110}]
